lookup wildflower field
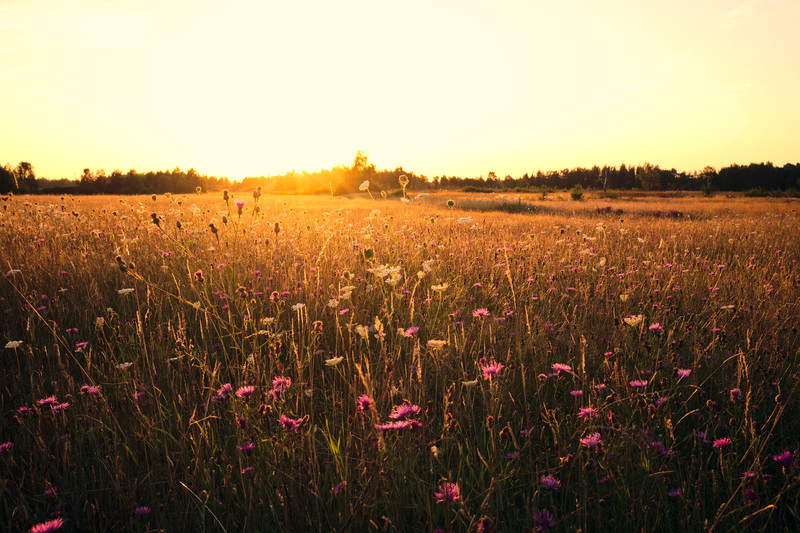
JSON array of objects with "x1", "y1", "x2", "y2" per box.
[{"x1": 1, "y1": 191, "x2": 799, "y2": 532}]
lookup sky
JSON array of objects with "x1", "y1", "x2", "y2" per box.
[{"x1": 1, "y1": 0, "x2": 798, "y2": 180}]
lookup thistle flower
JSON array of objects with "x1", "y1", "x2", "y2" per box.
[
  {"x1": 580, "y1": 432, "x2": 603, "y2": 449},
  {"x1": 29, "y1": 518, "x2": 63, "y2": 533},
  {"x1": 389, "y1": 403, "x2": 421, "y2": 419},
  {"x1": 356, "y1": 394, "x2": 374, "y2": 413},
  {"x1": 235, "y1": 200, "x2": 246, "y2": 216},
  {"x1": 278, "y1": 414, "x2": 304, "y2": 433},
  {"x1": 533, "y1": 508, "x2": 556, "y2": 532},
  {"x1": 134, "y1": 506, "x2": 151, "y2": 516},
  {"x1": 472, "y1": 308, "x2": 490, "y2": 318},
  {"x1": 540, "y1": 474, "x2": 561, "y2": 491},
  {"x1": 235, "y1": 385, "x2": 254, "y2": 399},
  {"x1": 0, "y1": 441, "x2": 12, "y2": 452},
  {"x1": 713, "y1": 438, "x2": 731, "y2": 448},
  {"x1": 433, "y1": 481, "x2": 460, "y2": 504},
  {"x1": 629, "y1": 379, "x2": 648, "y2": 388},
  {"x1": 677, "y1": 368, "x2": 691, "y2": 380},
  {"x1": 480, "y1": 359, "x2": 505, "y2": 380},
  {"x1": 773, "y1": 451, "x2": 794, "y2": 467},
  {"x1": 578, "y1": 406, "x2": 599, "y2": 420},
  {"x1": 552, "y1": 363, "x2": 572, "y2": 374}
]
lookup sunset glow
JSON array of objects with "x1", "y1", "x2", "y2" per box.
[{"x1": 2, "y1": 0, "x2": 798, "y2": 180}]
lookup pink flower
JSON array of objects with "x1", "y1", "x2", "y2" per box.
[
  {"x1": 37, "y1": 395, "x2": 57, "y2": 406},
  {"x1": 433, "y1": 482, "x2": 460, "y2": 504},
  {"x1": 713, "y1": 438, "x2": 731, "y2": 448},
  {"x1": 272, "y1": 376, "x2": 291, "y2": 392},
  {"x1": 0, "y1": 441, "x2": 12, "y2": 452},
  {"x1": 578, "y1": 407, "x2": 599, "y2": 420},
  {"x1": 773, "y1": 451, "x2": 794, "y2": 467},
  {"x1": 676, "y1": 368, "x2": 691, "y2": 380},
  {"x1": 551, "y1": 363, "x2": 571, "y2": 374},
  {"x1": 80, "y1": 384, "x2": 100, "y2": 395},
  {"x1": 403, "y1": 326, "x2": 419, "y2": 337},
  {"x1": 389, "y1": 404, "x2": 421, "y2": 419},
  {"x1": 278, "y1": 414, "x2": 303, "y2": 433},
  {"x1": 356, "y1": 394, "x2": 374, "y2": 413},
  {"x1": 375, "y1": 420, "x2": 412, "y2": 432},
  {"x1": 629, "y1": 380, "x2": 648, "y2": 388},
  {"x1": 481, "y1": 359, "x2": 505, "y2": 380},
  {"x1": 580, "y1": 432, "x2": 603, "y2": 449},
  {"x1": 29, "y1": 519, "x2": 63, "y2": 533},
  {"x1": 239, "y1": 442, "x2": 255, "y2": 453},
  {"x1": 472, "y1": 308, "x2": 490, "y2": 318},
  {"x1": 235, "y1": 385, "x2": 254, "y2": 399},
  {"x1": 216, "y1": 383, "x2": 233, "y2": 398},
  {"x1": 648, "y1": 323, "x2": 663, "y2": 333}
]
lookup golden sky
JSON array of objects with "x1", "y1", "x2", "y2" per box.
[{"x1": 2, "y1": 0, "x2": 798, "y2": 180}]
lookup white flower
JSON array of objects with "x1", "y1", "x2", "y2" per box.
[
  {"x1": 431, "y1": 283, "x2": 449, "y2": 292},
  {"x1": 291, "y1": 303, "x2": 306, "y2": 311},
  {"x1": 427, "y1": 340, "x2": 447, "y2": 348},
  {"x1": 5, "y1": 340, "x2": 23, "y2": 349},
  {"x1": 325, "y1": 356, "x2": 344, "y2": 366},
  {"x1": 462, "y1": 379, "x2": 479, "y2": 387},
  {"x1": 359, "y1": 180, "x2": 370, "y2": 191},
  {"x1": 118, "y1": 288, "x2": 135, "y2": 295},
  {"x1": 116, "y1": 362, "x2": 133, "y2": 370},
  {"x1": 623, "y1": 314, "x2": 644, "y2": 327}
]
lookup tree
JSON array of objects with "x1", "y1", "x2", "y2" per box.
[
  {"x1": 14, "y1": 162, "x2": 37, "y2": 193},
  {"x1": 0, "y1": 164, "x2": 15, "y2": 193}
]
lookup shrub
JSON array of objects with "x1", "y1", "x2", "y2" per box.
[{"x1": 570, "y1": 184, "x2": 584, "y2": 201}]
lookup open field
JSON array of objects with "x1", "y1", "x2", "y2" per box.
[{"x1": 1, "y1": 192, "x2": 799, "y2": 532}]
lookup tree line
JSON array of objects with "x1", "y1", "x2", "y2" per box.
[{"x1": 2, "y1": 155, "x2": 799, "y2": 196}]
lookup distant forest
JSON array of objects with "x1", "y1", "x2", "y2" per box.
[{"x1": 2, "y1": 152, "x2": 799, "y2": 196}]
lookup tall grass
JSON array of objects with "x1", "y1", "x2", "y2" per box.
[{"x1": 1, "y1": 192, "x2": 798, "y2": 531}]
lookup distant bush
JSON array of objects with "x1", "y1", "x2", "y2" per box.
[
  {"x1": 462, "y1": 186, "x2": 496, "y2": 193},
  {"x1": 570, "y1": 184, "x2": 584, "y2": 201},
  {"x1": 603, "y1": 191, "x2": 620, "y2": 199},
  {"x1": 743, "y1": 188, "x2": 770, "y2": 197}
]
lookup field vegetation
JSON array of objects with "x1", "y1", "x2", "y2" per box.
[{"x1": 1, "y1": 189, "x2": 799, "y2": 531}]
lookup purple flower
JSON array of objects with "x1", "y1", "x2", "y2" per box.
[
  {"x1": 578, "y1": 407, "x2": 599, "y2": 420},
  {"x1": 239, "y1": 442, "x2": 255, "y2": 454},
  {"x1": 773, "y1": 451, "x2": 794, "y2": 468},
  {"x1": 433, "y1": 481, "x2": 460, "y2": 504},
  {"x1": 134, "y1": 506, "x2": 151, "y2": 516},
  {"x1": 629, "y1": 379, "x2": 648, "y2": 388},
  {"x1": 713, "y1": 438, "x2": 731, "y2": 448},
  {"x1": 540, "y1": 474, "x2": 561, "y2": 491},
  {"x1": 331, "y1": 480, "x2": 347, "y2": 495},
  {"x1": 648, "y1": 323, "x2": 663, "y2": 333},
  {"x1": 241, "y1": 466, "x2": 254, "y2": 475},
  {"x1": 569, "y1": 390, "x2": 583, "y2": 397},
  {"x1": 552, "y1": 363, "x2": 572, "y2": 374},
  {"x1": 375, "y1": 420, "x2": 413, "y2": 432},
  {"x1": 676, "y1": 368, "x2": 691, "y2": 380},
  {"x1": 506, "y1": 451, "x2": 520, "y2": 460},
  {"x1": 235, "y1": 385, "x2": 254, "y2": 399},
  {"x1": 533, "y1": 508, "x2": 556, "y2": 532},
  {"x1": 389, "y1": 404, "x2": 421, "y2": 419},
  {"x1": 75, "y1": 341, "x2": 89, "y2": 351},
  {"x1": 481, "y1": 359, "x2": 505, "y2": 380},
  {"x1": 668, "y1": 487, "x2": 683, "y2": 498},
  {"x1": 0, "y1": 441, "x2": 12, "y2": 452},
  {"x1": 580, "y1": 432, "x2": 603, "y2": 449},
  {"x1": 235, "y1": 200, "x2": 246, "y2": 210},
  {"x1": 29, "y1": 519, "x2": 63, "y2": 533},
  {"x1": 216, "y1": 383, "x2": 233, "y2": 398}
]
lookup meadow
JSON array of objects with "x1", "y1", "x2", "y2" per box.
[{"x1": 1, "y1": 189, "x2": 799, "y2": 532}]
